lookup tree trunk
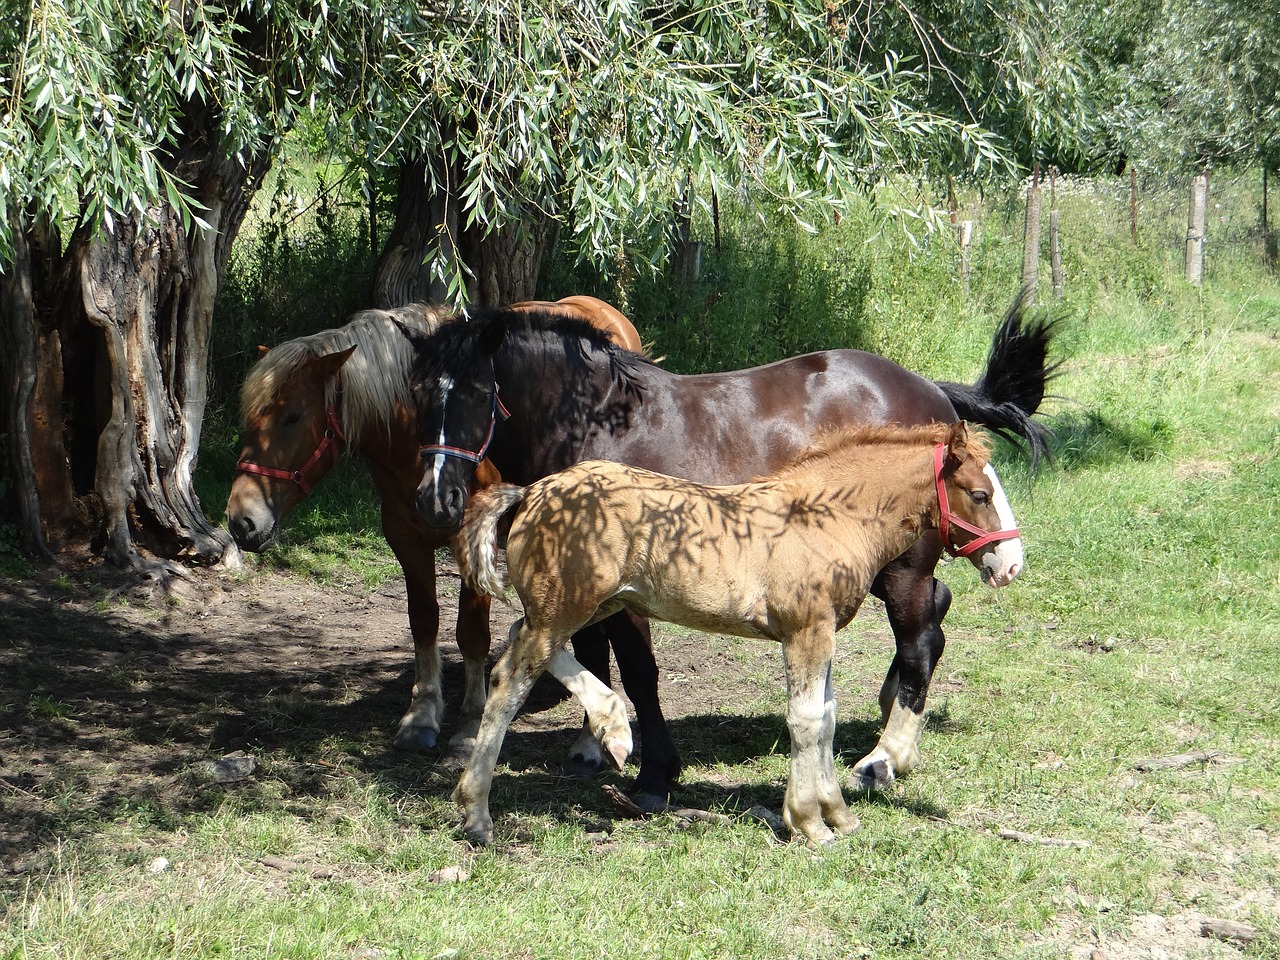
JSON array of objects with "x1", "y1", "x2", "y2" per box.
[
  {"x1": 0, "y1": 147, "x2": 263, "y2": 572},
  {"x1": 375, "y1": 146, "x2": 551, "y2": 309}
]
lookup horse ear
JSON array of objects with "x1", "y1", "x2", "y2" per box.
[
  {"x1": 947, "y1": 421, "x2": 972, "y2": 465},
  {"x1": 476, "y1": 313, "x2": 508, "y2": 357},
  {"x1": 257, "y1": 344, "x2": 270, "y2": 358},
  {"x1": 314, "y1": 344, "x2": 357, "y2": 379},
  {"x1": 393, "y1": 318, "x2": 432, "y2": 354}
]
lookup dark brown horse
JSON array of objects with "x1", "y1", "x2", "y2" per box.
[
  {"x1": 399, "y1": 293, "x2": 1058, "y2": 807},
  {"x1": 224, "y1": 297, "x2": 644, "y2": 757}
]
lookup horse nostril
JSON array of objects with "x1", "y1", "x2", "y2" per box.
[{"x1": 446, "y1": 487, "x2": 465, "y2": 521}]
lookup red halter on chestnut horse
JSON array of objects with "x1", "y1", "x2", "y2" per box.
[{"x1": 224, "y1": 297, "x2": 643, "y2": 757}]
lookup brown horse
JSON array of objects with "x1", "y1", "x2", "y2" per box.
[
  {"x1": 453, "y1": 421, "x2": 1020, "y2": 845},
  {"x1": 224, "y1": 297, "x2": 642, "y2": 756}
]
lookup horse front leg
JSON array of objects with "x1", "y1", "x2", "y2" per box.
[
  {"x1": 445, "y1": 584, "x2": 493, "y2": 761},
  {"x1": 453, "y1": 618, "x2": 561, "y2": 846},
  {"x1": 388, "y1": 537, "x2": 445, "y2": 753},
  {"x1": 781, "y1": 627, "x2": 858, "y2": 844},
  {"x1": 852, "y1": 537, "x2": 950, "y2": 791}
]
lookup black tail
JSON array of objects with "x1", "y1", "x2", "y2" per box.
[{"x1": 935, "y1": 288, "x2": 1064, "y2": 471}]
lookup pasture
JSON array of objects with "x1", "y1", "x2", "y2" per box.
[{"x1": 2, "y1": 177, "x2": 1279, "y2": 959}]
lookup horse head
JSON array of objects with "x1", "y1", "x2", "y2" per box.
[
  {"x1": 935, "y1": 421, "x2": 1024, "y2": 588},
  {"x1": 225, "y1": 344, "x2": 356, "y2": 550},
  {"x1": 398, "y1": 315, "x2": 508, "y2": 530}
]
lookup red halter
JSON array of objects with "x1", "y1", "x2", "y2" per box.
[
  {"x1": 934, "y1": 443, "x2": 1020, "y2": 558},
  {"x1": 418, "y1": 385, "x2": 510, "y2": 465},
  {"x1": 235, "y1": 406, "x2": 346, "y2": 497}
]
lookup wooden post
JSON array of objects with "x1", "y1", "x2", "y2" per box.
[
  {"x1": 948, "y1": 175, "x2": 972, "y2": 290},
  {"x1": 958, "y1": 220, "x2": 973, "y2": 291},
  {"x1": 1129, "y1": 165, "x2": 1139, "y2": 243},
  {"x1": 1021, "y1": 164, "x2": 1042, "y2": 304},
  {"x1": 1049, "y1": 209, "x2": 1063, "y2": 300},
  {"x1": 1264, "y1": 168, "x2": 1276, "y2": 271},
  {"x1": 1186, "y1": 172, "x2": 1208, "y2": 285}
]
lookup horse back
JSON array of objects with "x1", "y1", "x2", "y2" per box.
[{"x1": 592, "y1": 349, "x2": 957, "y2": 485}]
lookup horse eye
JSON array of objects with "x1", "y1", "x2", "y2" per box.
[
  {"x1": 282, "y1": 411, "x2": 302, "y2": 427},
  {"x1": 970, "y1": 490, "x2": 990, "y2": 505}
]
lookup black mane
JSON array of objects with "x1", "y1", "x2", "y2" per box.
[{"x1": 407, "y1": 305, "x2": 648, "y2": 387}]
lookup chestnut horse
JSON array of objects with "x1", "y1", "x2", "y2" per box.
[
  {"x1": 399, "y1": 293, "x2": 1058, "y2": 806},
  {"x1": 224, "y1": 297, "x2": 643, "y2": 756},
  {"x1": 453, "y1": 421, "x2": 1020, "y2": 845}
]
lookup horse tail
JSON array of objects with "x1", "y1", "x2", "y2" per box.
[
  {"x1": 457, "y1": 484, "x2": 527, "y2": 603},
  {"x1": 935, "y1": 287, "x2": 1064, "y2": 471}
]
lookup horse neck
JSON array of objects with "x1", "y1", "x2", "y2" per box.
[
  {"x1": 493, "y1": 331, "x2": 635, "y2": 461},
  {"x1": 789, "y1": 442, "x2": 941, "y2": 559}
]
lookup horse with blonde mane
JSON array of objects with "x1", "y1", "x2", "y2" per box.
[
  {"x1": 452, "y1": 420, "x2": 1022, "y2": 845},
  {"x1": 224, "y1": 296, "x2": 645, "y2": 757}
]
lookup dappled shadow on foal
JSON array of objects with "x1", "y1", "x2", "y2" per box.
[{"x1": 452, "y1": 421, "x2": 1022, "y2": 845}]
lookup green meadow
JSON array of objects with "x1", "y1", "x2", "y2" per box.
[{"x1": 3, "y1": 173, "x2": 1278, "y2": 959}]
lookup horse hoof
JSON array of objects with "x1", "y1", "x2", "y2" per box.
[
  {"x1": 851, "y1": 759, "x2": 895, "y2": 792},
  {"x1": 630, "y1": 792, "x2": 669, "y2": 814},
  {"x1": 563, "y1": 754, "x2": 608, "y2": 780},
  {"x1": 463, "y1": 824, "x2": 494, "y2": 847},
  {"x1": 392, "y1": 725, "x2": 439, "y2": 752}
]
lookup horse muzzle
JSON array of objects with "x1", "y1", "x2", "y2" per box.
[
  {"x1": 416, "y1": 482, "x2": 468, "y2": 530},
  {"x1": 979, "y1": 538, "x2": 1024, "y2": 588},
  {"x1": 226, "y1": 508, "x2": 278, "y2": 552}
]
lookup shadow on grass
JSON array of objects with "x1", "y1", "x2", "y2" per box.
[
  {"x1": 1049, "y1": 409, "x2": 1171, "y2": 471},
  {"x1": 1, "y1": 577, "x2": 959, "y2": 869}
]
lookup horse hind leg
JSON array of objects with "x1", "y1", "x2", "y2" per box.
[
  {"x1": 546, "y1": 648, "x2": 632, "y2": 771},
  {"x1": 453, "y1": 619, "x2": 562, "y2": 846},
  {"x1": 562, "y1": 622, "x2": 614, "y2": 777}
]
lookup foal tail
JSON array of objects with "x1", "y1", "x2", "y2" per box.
[
  {"x1": 935, "y1": 287, "x2": 1064, "y2": 471},
  {"x1": 456, "y1": 483, "x2": 528, "y2": 603}
]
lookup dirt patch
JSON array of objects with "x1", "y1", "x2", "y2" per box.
[{"x1": 1, "y1": 558, "x2": 854, "y2": 872}]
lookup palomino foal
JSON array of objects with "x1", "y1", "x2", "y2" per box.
[{"x1": 452, "y1": 421, "x2": 1022, "y2": 845}]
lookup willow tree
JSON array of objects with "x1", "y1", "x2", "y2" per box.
[
  {"x1": 2, "y1": 0, "x2": 1075, "y2": 573},
  {"x1": 353, "y1": 1, "x2": 1038, "y2": 309},
  {"x1": 1, "y1": 1, "x2": 340, "y2": 570}
]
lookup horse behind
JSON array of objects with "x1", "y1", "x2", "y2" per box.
[
  {"x1": 224, "y1": 296, "x2": 643, "y2": 757},
  {"x1": 452, "y1": 421, "x2": 1021, "y2": 845}
]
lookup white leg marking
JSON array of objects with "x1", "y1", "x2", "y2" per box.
[{"x1": 547, "y1": 648, "x2": 633, "y2": 768}]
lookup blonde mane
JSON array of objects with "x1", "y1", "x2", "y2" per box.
[
  {"x1": 773, "y1": 422, "x2": 992, "y2": 479},
  {"x1": 240, "y1": 303, "x2": 454, "y2": 448}
]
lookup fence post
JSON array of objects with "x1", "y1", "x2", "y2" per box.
[
  {"x1": 1048, "y1": 167, "x2": 1063, "y2": 299},
  {"x1": 1021, "y1": 165, "x2": 1042, "y2": 304},
  {"x1": 1129, "y1": 165, "x2": 1139, "y2": 243},
  {"x1": 1186, "y1": 172, "x2": 1208, "y2": 285},
  {"x1": 949, "y1": 176, "x2": 973, "y2": 291}
]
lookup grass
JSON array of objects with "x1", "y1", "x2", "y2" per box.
[{"x1": 4, "y1": 173, "x2": 1280, "y2": 959}]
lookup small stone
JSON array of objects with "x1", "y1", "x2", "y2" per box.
[
  {"x1": 191, "y1": 751, "x2": 257, "y2": 783},
  {"x1": 147, "y1": 856, "x2": 169, "y2": 874},
  {"x1": 427, "y1": 864, "x2": 469, "y2": 883}
]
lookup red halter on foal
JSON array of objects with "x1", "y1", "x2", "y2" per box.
[
  {"x1": 934, "y1": 443, "x2": 1020, "y2": 558},
  {"x1": 236, "y1": 406, "x2": 346, "y2": 496}
]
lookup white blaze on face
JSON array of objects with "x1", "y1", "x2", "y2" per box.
[
  {"x1": 428, "y1": 374, "x2": 455, "y2": 489},
  {"x1": 981, "y1": 462, "x2": 1023, "y2": 587}
]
